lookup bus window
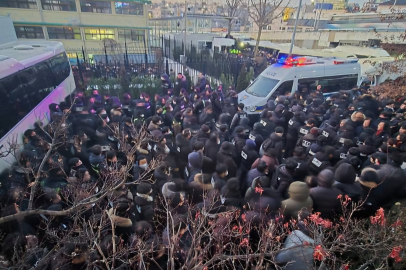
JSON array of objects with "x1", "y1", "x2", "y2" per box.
[
  {"x1": 270, "y1": 80, "x2": 293, "y2": 99},
  {"x1": 48, "y1": 53, "x2": 70, "y2": 86}
]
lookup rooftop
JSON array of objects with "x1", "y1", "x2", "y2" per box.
[{"x1": 380, "y1": 0, "x2": 406, "y2": 5}]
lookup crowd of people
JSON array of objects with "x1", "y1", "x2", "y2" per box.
[{"x1": 0, "y1": 71, "x2": 406, "y2": 269}]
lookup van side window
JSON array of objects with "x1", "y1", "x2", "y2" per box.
[
  {"x1": 298, "y1": 78, "x2": 318, "y2": 92},
  {"x1": 318, "y1": 75, "x2": 358, "y2": 93},
  {"x1": 270, "y1": 80, "x2": 293, "y2": 99}
]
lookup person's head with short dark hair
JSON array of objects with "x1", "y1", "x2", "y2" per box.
[
  {"x1": 306, "y1": 118, "x2": 316, "y2": 127},
  {"x1": 343, "y1": 139, "x2": 355, "y2": 149},
  {"x1": 293, "y1": 146, "x2": 305, "y2": 157},
  {"x1": 134, "y1": 220, "x2": 153, "y2": 240},
  {"x1": 152, "y1": 116, "x2": 161, "y2": 125},
  {"x1": 257, "y1": 160, "x2": 268, "y2": 173},
  {"x1": 216, "y1": 163, "x2": 228, "y2": 178},
  {"x1": 185, "y1": 107, "x2": 193, "y2": 115},
  {"x1": 124, "y1": 117, "x2": 132, "y2": 125},
  {"x1": 137, "y1": 183, "x2": 152, "y2": 195},
  {"x1": 106, "y1": 150, "x2": 117, "y2": 162},
  {"x1": 182, "y1": 129, "x2": 191, "y2": 139},
  {"x1": 91, "y1": 145, "x2": 102, "y2": 156},
  {"x1": 285, "y1": 158, "x2": 298, "y2": 174},
  {"x1": 238, "y1": 103, "x2": 244, "y2": 111},
  {"x1": 24, "y1": 129, "x2": 35, "y2": 138},
  {"x1": 193, "y1": 141, "x2": 204, "y2": 152},
  {"x1": 364, "y1": 137, "x2": 374, "y2": 146},
  {"x1": 371, "y1": 152, "x2": 387, "y2": 165}
]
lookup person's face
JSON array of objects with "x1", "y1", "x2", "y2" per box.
[
  {"x1": 93, "y1": 90, "x2": 98, "y2": 95},
  {"x1": 177, "y1": 74, "x2": 182, "y2": 79},
  {"x1": 400, "y1": 127, "x2": 406, "y2": 134},
  {"x1": 76, "y1": 160, "x2": 82, "y2": 167},
  {"x1": 111, "y1": 156, "x2": 118, "y2": 163},
  {"x1": 317, "y1": 85, "x2": 321, "y2": 90},
  {"x1": 161, "y1": 138, "x2": 166, "y2": 144},
  {"x1": 378, "y1": 122, "x2": 385, "y2": 130},
  {"x1": 340, "y1": 121, "x2": 345, "y2": 127},
  {"x1": 363, "y1": 119, "x2": 371, "y2": 128}
]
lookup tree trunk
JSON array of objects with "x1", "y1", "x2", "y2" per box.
[
  {"x1": 227, "y1": 19, "x2": 232, "y2": 36},
  {"x1": 254, "y1": 25, "x2": 263, "y2": 57}
]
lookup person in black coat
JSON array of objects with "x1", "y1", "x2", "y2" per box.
[
  {"x1": 133, "y1": 183, "x2": 155, "y2": 223},
  {"x1": 220, "y1": 178, "x2": 242, "y2": 208},
  {"x1": 239, "y1": 139, "x2": 260, "y2": 193},
  {"x1": 174, "y1": 73, "x2": 187, "y2": 97},
  {"x1": 232, "y1": 126, "x2": 246, "y2": 165},
  {"x1": 261, "y1": 127, "x2": 285, "y2": 164},
  {"x1": 217, "y1": 142, "x2": 238, "y2": 178},
  {"x1": 286, "y1": 112, "x2": 302, "y2": 158},
  {"x1": 310, "y1": 169, "x2": 343, "y2": 219},
  {"x1": 333, "y1": 163, "x2": 363, "y2": 202},
  {"x1": 259, "y1": 111, "x2": 276, "y2": 138},
  {"x1": 271, "y1": 158, "x2": 298, "y2": 199},
  {"x1": 211, "y1": 164, "x2": 228, "y2": 190},
  {"x1": 248, "y1": 122, "x2": 265, "y2": 152},
  {"x1": 175, "y1": 129, "x2": 193, "y2": 175},
  {"x1": 205, "y1": 133, "x2": 220, "y2": 164}
]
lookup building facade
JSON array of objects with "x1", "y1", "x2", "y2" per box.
[{"x1": 0, "y1": 0, "x2": 150, "y2": 63}]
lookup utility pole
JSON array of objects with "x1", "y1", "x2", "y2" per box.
[
  {"x1": 184, "y1": 0, "x2": 187, "y2": 59},
  {"x1": 288, "y1": 0, "x2": 303, "y2": 58}
]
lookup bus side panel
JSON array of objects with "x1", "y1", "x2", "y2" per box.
[{"x1": 0, "y1": 72, "x2": 75, "y2": 173}]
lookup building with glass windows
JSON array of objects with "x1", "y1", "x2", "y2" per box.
[{"x1": 0, "y1": 0, "x2": 151, "y2": 63}]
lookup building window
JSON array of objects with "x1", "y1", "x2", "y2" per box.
[
  {"x1": 115, "y1": 2, "x2": 143, "y2": 15},
  {"x1": 48, "y1": 27, "x2": 81, "y2": 39},
  {"x1": 84, "y1": 28, "x2": 115, "y2": 40},
  {"x1": 80, "y1": 0, "x2": 111, "y2": 13},
  {"x1": 41, "y1": 0, "x2": 76, "y2": 11},
  {"x1": 0, "y1": 0, "x2": 37, "y2": 9},
  {"x1": 118, "y1": 29, "x2": 144, "y2": 41},
  {"x1": 14, "y1": 26, "x2": 44, "y2": 39}
]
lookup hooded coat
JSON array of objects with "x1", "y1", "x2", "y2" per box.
[
  {"x1": 271, "y1": 164, "x2": 295, "y2": 198},
  {"x1": 310, "y1": 169, "x2": 343, "y2": 219},
  {"x1": 261, "y1": 133, "x2": 284, "y2": 163},
  {"x1": 189, "y1": 173, "x2": 214, "y2": 204},
  {"x1": 133, "y1": 193, "x2": 154, "y2": 223},
  {"x1": 281, "y1": 182, "x2": 313, "y2": 221},
  {"x1": 333, "y1": 163, "x2": 363, "y2": 202},
  {"x1": 220, "y1": 178, "x2": 242, "y2": 208}
]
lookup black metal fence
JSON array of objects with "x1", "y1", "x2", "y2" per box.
[{"x1": 71, "y1": 35, "x2": 256, "y2": 90}]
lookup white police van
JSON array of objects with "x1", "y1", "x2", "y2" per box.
[{"x1": 239, "y1": 57, "x2": 362, "y2": 114}]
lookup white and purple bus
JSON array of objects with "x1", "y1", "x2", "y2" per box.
[{"x1": 0, "y1": 39, "x2": 75, "y2": 172}]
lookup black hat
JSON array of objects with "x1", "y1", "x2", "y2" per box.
[{"x1": 275, "y1": 126, "x2": 284, "y2": 134}]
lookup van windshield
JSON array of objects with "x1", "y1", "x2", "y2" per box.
[{"x1": 245, "y1": 75, "x2": 279, "y2": 97}]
